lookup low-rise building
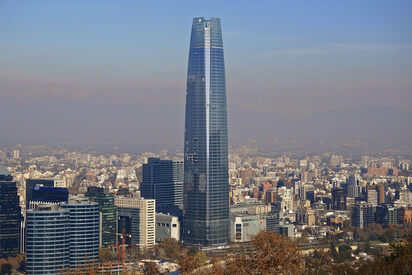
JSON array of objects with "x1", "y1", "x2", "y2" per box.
[
  {"x1": 230, "y1": 214, "x2": 266, "y2": 242},
  {"x1": 155, "y1": 213, "x2": 180, "y2": 242}
]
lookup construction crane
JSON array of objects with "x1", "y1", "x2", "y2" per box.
[{"x1": 102, "y1": 229, "x2": 132, "y2": 269}]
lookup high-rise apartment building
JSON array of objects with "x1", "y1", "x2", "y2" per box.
[
  {"x1": 61, "y1": 196, "x2": 99, "y2": 267},
  {"x1": 85, "y1": 186, "x2": 117, "y2": 247},
  {"x1": 367, "y1": 186, "x2": 378, "y2": 206},
  {"x1": 27, "y1": 198, "x2": 99, "y2": 273},
  {"x1": 376, "y1": 205, "x2": 398, "y2": 227},
  {"x1": 347, "y1": 174, "x2": 361, "y2": 198},
  {"x1": 26, "y1": 204, "x2": 70, "y2": 274},
  {"x1": 351, "y1": 203, "x2": 376, "y2": 229},
  {"x1": 183, "y1": 17, "x2": 230, "y2": 247},
  {"x1": 115, "y1": 197, "x2": 155, "y2": 249},
  {"x1": 0, "y1": 165, "x2": 21, "y2": 258},
  {"x1": 142, "y1": 158, "x2": 183, "y2": 215}
]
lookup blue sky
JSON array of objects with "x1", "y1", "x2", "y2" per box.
[{"x1": 0, "y1": 0, "x2": 411, "y2": 147}]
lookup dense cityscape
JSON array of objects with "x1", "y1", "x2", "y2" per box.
[
  {"x1": 1, "y1": 1, "x2": 411, "y2": 275},
  {"x1": 0, "y1": 141, "x2": 411, "y2": 274}
]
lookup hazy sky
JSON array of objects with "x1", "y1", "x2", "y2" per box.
[{"x1": 0, "y1": 0, "x2": 411, "y2": 148}]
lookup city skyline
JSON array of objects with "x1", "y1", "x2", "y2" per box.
[
  {"x1": 1, "y1": 1, "x2": 411, "y2": 150},
  {"x1": 0, "y1": 1, "x2": 411, "y2": 272}
]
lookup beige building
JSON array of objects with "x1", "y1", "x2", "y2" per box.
[{"x1": 114, "y1": 197, "x2": 155, "y2": 249}]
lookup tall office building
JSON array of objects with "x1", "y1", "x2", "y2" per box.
[
  {"x1": 61, "y1": 196, "x2": 99, "y2": 267},
  {"x1": 26, "y1": 204, "x2": 70, "y2": 274},
  {"x1": 183, "y1": 17, "x2": 229, "y2": 246},
  {"x1": 85, "y1": 187, "x2": 117, "y2": 247},
  {"x1": 25, "y1": 179, "x2": 55, "y2": 207},
  {"x1": 31, "y1": 186, "x2": 69, "y2": 204},
  {"x1": 115, "y1": 197, "x2": 156, "y2": 249},
  {"x1": 27, "y1": 198, "x2": 99, "y2": 273},
  {"x1": 142, "y1": 158, "x2": 183, "y2": 215},
  {"x1": 0, "y1": 165, "x2": 21, "y2": 258}
]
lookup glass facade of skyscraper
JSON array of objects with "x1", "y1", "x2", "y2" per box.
[
  {"x1": 61, "y1": 198, "x2": 99, "y2": 267},
  {"x1": 183, "y1": 17, "x2": 229, "y2": 246},
  {"x1": 142, "y1": 158, "x2": 183, "y2": 215},
  {"x1": 85, "y1": 187, "x2": 117, "y2": 248},
  {"x1": 31, "y1": 186, "x2": 69, "y2": 204},
  {"x1": 25, "y1": 179, "x2": 55, "y2": 207},
  {"x1": 0, "y1": 165, "x2": 21, "y2": 258},
  {"x1": 26, "y1": 204, "x2": 70, "y2": 274}
]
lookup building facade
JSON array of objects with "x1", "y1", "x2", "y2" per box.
[
  {"x1": 351, "y1": 204, "x2": 376, "y2": 229},
  {"x1": 376, "y1": 205, "x2": 398, "y2": 226},
  {"x1": 377, "y1": 184, "x2": 385, "y2": 204},
  {"x1": 31, "y1": 186, "x2": 69, "y2": 204},
  {"x1": 347, "y1": 174, "x2": 361, "y2": 198},
  {"x1": 25, "y1": 179, "x2": 55, "y2": 207},
  {"x1": 85, "y1": 186, "x2": 117, "y2": 247},
  {"x1": 0, "y1": 165, "x2": 21, "y2": 258},
  {"x1": 367, "y1": 186, "x2": 378, "y2": 206},
  {"x1": 117, "y1": 207, "x2": 139, "y2": 246},
  {"x1": 26, "y1": 204, "x2": 70, "y2": 274},
  {"x1": 230, "y1": 214, "x2": 265, "y2": 242},
  {"x1": 61, "y1": 196, "x2": 99, "y2": 267},
  {"x1": 115, "y1": 197, "x2": 155, "y2": 249},
  {"x1": 331, "y1": 188, "x2": 347, "y2": 210},
  {"x1": 142, "y1": 158, "x2": 183, "y2": 215},
  {"x1": 266, "y1": 212, "x2": 295, "y2": 238},
  {"x1": 155, "y1": 213, "x2": 180, "y2": 242},
  {"x1": 183, "y1": 17, "x2": 230, "y2": 246}
]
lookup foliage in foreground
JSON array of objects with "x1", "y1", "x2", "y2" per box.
[{"x1": 305, "y1": 234, "x2": 412, "y2": 275}]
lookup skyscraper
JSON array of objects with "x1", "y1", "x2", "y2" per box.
[
  {"x1": 27, "y1": 198, "x2": 99, "y2": 273},
  {"x1": 61, "y1": 196, "x2": 99, "y2": 268},
  {"x1": 183, "y1": 17, "x2": 229, "y2": 246},
  {"x1": 85, "y1": 186, "x2": 117, "y2": 247},
  {"x1": 142, "y1": 158, "x2": 183, "y2": 215},
  {"x1": 0, "y1": 165, "x2": 21, "y2": 258},
  {"x1": 26, "y1": 204, "x2": 70, "y2": 274}
]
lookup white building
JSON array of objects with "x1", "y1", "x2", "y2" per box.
[
  {"x1": 115, "y1": 197, "x2": 156, "y2": 249},
  {"x1": 155, "y1": 213, "x2": 180, "y2": 242}
]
